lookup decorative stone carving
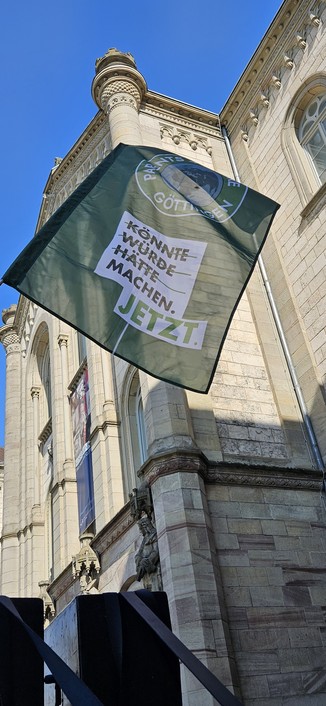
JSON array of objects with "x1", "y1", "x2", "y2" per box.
[
  {"x1": 16, "y1": 302, "x2": 38, "y2": 358},
  {"x1": 101, "y1": 81, "x2": 141, "y2": 114},
  {"x1": 57, "y1": 333, "x2": 69, "y2": 349},
  {"x1": 0, "y1": 307, "x2": 20, "y2": 355},
  {"x1": 72, "y1": 532, "x2": 100, "y2": 594},
  {"x1": 1, "y1": 305, "x2": 16, "y2": 327},
  {"x1": 269, "y1": 74, "x2": 282, "y2": 89},
  {"x1": 308, "y1": 11, "x2": 321, "y2": 26},
  {"x1": 295, "y1": 32, "x2": 307, "y2": 49},
  {"x1": 129, "y1": 481, "x2": 153, "y2": 520},
  {"x1": 259, "y1": 92, "x2": 270, "y2": 108},
  {"x1": 222, "y1": 0, "x2": 323, "y2": 134},
  {"x1": 30, "y1": 385, "x2": 41, "y2": 400},
  {"x1": 130, "y1": 482, "x2": 162, "y2": 590},
  {"x1": 205, "y1": 465, "x2": 323, "y2": 491},
  {"x1": 159, "y1": 124, "x2": 213, "y2": 155},
  {"x1": 283, "y1": 54, "x2": 294, "y2": 69},
  {"x1": 160, "y1": 124, "x2": 173, "y2": 140},
  {"x1": 38, "y1": 580, "x2": 55, "y2": 626},
  {"x1": 249, "y1": 109, "x2": 259, "y2": 126},
  {"x1": 135, "y1": 515, "x2": 162, "y2": 591},
  {"x1": 241, "y1": 127, "x2": 249, "y2": 142},
  {"x1": 92, "y1": 48, "x2": 147, "y2": 115}
]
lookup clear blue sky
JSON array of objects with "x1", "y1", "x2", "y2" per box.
[{"x1": 0, "y1": 0, "x2": 283, "y2": 445}]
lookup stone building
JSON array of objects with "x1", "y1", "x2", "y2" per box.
[
  {"x1": 1, "y1": 0, "x2": 326, "y2": 704},
  {"x1": 0, "y1": 447, "x2": 3, "y2": 561}
]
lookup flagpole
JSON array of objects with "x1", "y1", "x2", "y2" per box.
[
  {"x1": 221, "y1": 124, "x2": 324, "y2": 474},
  {"x1": 112, "y1": 323, "x2": 129, "y2": 356}
]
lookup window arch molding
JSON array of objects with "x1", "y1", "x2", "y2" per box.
[
  {"x1": 120, "y1": 366, "x2": 148, "y2": 498},
  {"x1": 281, "y1": 73, "x2": 326, "y2": 205}
]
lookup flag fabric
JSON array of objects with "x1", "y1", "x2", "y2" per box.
[{"x1": 3, "y1": 144, "x2": 279, "y2": 393}]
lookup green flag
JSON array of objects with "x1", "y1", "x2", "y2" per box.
[{"x1": 3, "y1": 144, "x2": 279, "y2": 393}]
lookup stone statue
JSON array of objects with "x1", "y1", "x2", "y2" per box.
[{"x1": 135, "y1": 515, "x2": 160, "y2": 581}]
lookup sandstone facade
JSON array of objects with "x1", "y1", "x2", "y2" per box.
[{"x1": 1, "y1": 2, "x2": 326, "y2": 704}]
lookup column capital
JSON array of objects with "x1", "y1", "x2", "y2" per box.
[
  {"x1": 30, "y1": 385, "x2": 41, "y2": 399},
  {"x1": 57, "y1": 333, "x2": 69, "y2": 349},
  {"x1": 31, "y1": 385, "x2": 41, "y2": 399}
]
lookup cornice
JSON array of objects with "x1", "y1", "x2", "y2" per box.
[
  {"x1": 45, "y1": 113, "x2": 106, "y2": 189},
  {"x1": 206, "y1": 462, "x2": 323, "y2": 491},
  {"x1": 140, "y1": 448, "x2": 208, "y2": 486},
  {"x1": 41, "y1": 92, "x2": 220, "y2": 217},
  {"x1": 142, "y1": 90, "x2": 221, "y2": 136},
  {"x1": 48, "y1": 561, "x2": 75, "y2": 603},
  {"x1": 35, "y1": 112, "x2": 108, "y2": 231},
  {"x1": 68, "y1": 357, "x2": 88, "y2": 392},
  {"x1": 220, "y1": 0, "x2": 325, "y2": 134},
  {"x1": 38, "y1": 418, "x2": 52, "y2": 445},
  {"x1": 92, "y1": 501, "x2": 134, "y2": 555},
  {"x1": 140, "y1": 447, "x2": 323, "y2": 491}
]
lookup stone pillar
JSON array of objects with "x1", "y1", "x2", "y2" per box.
[
  {"x1": 57, "y1": 333, "x2": 74, "y2": 471},
  {"x1": 0, "y1": 305, "x2": 21, "y2": 594},
  {"x1": 87, "y1": 344, "x2": 124, "y2": 530},
  {"x1": 138, "y1": 375, "x2": 239, "y2": 703},
  {"x1": 101, "y1": 348, "x2": 115, "y2": 412},
  {"x1": 140, "y1": 374, "x2": 197, "y2": 457},
  {"x1": 30, "y1": 385, "x2": 41, "y2": 507},
  {"x1": 56, "y1": 333, "x2": 79, "y2": 568},
  {"x1": 146, "y1": 458, "x2": 240, "y2": 705},
  {"x1": 92, "y1": 48, "x2": 147, "y2": 149}
]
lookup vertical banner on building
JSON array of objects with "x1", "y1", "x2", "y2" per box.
[{"x1": 70, "y1": 368, "x2": 95, "y2": 533}]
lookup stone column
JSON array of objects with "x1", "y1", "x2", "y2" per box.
[
  {"x1": 30, "y1": 385, "x2": 41, "y2": 507},
  {"x1": 0, "y1": 305, "x2": 21, "y2": 594},
  {"x1": 146, "y1": 458, "x2": 240, "y2": 705},
  {"x1": 101, "y1": 350, "x2": 124, "y2": 520},
  {"x1": 57, "y1": 333, "x2": 74, "y2": 471},
  {"x1": 92, "y1": 48, "x2": 147, "y2": 149},
  {"x1": 139, "y1": 373, "x2": 196, "y2": 457},
  {"x1": 56, "y1": 333, "x2": 79, "y2": 568},
  {"x1": 138, "y1": 375, "x2": 239, "y2": 703},
  {"x1": 101, "y1": 348, "x2": 115, "y2": 412},
  {"x1": 87, "y1": 343, "x2": 124, "y2": 530}
]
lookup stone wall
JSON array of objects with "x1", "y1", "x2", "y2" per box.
[
  {"x1": 207, "y1": 473, "x2": 326, "y2": 705},
  {"x1": 221, "y1": 0, "x2": 326, "y2": 463}
]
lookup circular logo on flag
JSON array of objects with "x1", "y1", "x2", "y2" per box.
[{"x1": 135, "y1": 152, "x2": 247, "y2": 222}]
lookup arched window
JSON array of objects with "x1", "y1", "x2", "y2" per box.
[
  {"x1": 135, "y1": 385, "x2": 147, "y2": 467},
  {"x1": 33, "y1": 324, "x2": 52, "y2": 428},
  {"x1": 297, "y1": 93, "x2": 326, "y2": 184},
  {"x1": 122, "y1": 369, "x2": 148, "y2": 497},
  {"x1": 282, "y1": 76, "x2": 326, "y2": 204},
  {"x1": 42, "y1": 346, "x2": 52, "y2": 421}
]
